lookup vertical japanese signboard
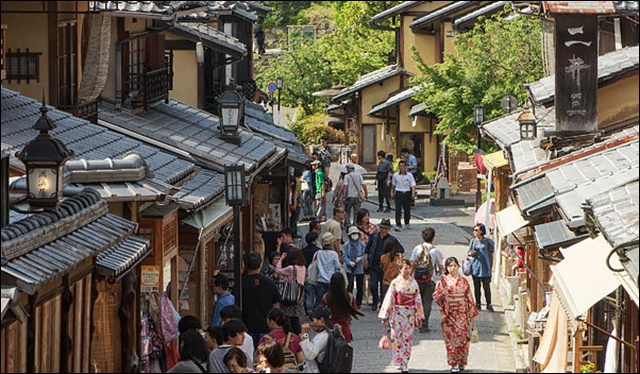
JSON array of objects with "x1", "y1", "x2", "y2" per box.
[
  {"x1": 555, "y1": 14, "x2": 598, "y2": 132},
  {"x1": 544, "y1": 1, "x2": 616, "y2": 133}
]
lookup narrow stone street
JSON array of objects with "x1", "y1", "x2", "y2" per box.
[{"x1": 296, "y1": 172, "x2": 520, "y2": 373}]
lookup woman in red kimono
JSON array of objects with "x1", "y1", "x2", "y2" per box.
[{"x1": 433, "y1": 257, "x2": 479, "y2": 373}]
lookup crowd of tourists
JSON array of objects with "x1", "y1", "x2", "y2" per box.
[{"x1": 160, "y1": 141, "x2": 495, "y2": 373}]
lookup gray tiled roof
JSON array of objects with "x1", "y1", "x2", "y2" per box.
[
  {"x1": 180, "y1": 1, "x2": 259, "y2": 22},
  {"x1": 98, "y1": 99, "x2": 280, "y2": 172},
  {"x1": 480, "y1": 106, "x2": 556, "y2": 149},
  {"x1": 409, "y1": 102, "x2": 428, "y2": 117},
  {"x1": 174, "y1": 22, "x2": 247, "y2": 57},
  {"x1": 453, "y1": 1, "x2": 508, "y2": 28},
  {"x1": 513, "y1": 138, "x2": 640, "y2": 223},
  {"x1": 368, "y1": 85, "x2": 420, "y2": 117},
  {"x1": 172, "y1": 167, "x2": 225, "y2": 211},
  {"x1": 1, "y1": 87, "x2": 198, "y2": 202},
  {"x1": 333, "y1": 65, "x2": 412, "y2": 101},
  {"x1": 613, "y1": 1, "x2": 640, "y2": 12},
  {"x1": 533, "y1": 219, "x2": 587, "y2": 251},
  {"x1": 526, "y1": 46, "x2": 640, "y2": 105},
  {"x1": 511, "y1": 140, "x2": 549, "y2": 175},
  {"x1": 1, "y1": 189, "x2": 150, "y2": 293},
  {"x1": 552, "y1": 139, "x2": 639, "y2": 223},
  {"x1": 587, "y1": 180, "x2": 639, "y2": 248},
  {"x1": 370, "y1": 1, "x2": 426, "y2": 25},
  {"x1": 244, "y1": 102, "x2": 308, "y2": 166},
  {"x1": 411, "y1": 1, "x2": 490, "y2": 30}
]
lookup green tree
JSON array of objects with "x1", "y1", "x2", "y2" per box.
[
  {"x1": 262, "y1": 1, "x2": 313, "y2": 28},
  {"x1": 255, "y1": 2, "x2": 401, "y2": 115},
  {"x1": 411, "y1": 5, "x2": 544, "y2": 153}
]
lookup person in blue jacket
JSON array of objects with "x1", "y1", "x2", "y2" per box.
[
  {"x1": 342, "y1": 226, "x2": 366, "y2": 309},
  {"x1": 467, "y1": 223, "x2": 495, "y2": 312},
  {"x1": 210, "y1": 273, "x2": 235, "y2": 326}
]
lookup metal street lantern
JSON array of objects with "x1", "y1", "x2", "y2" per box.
[
  {"x1": 15, "y1": 99, "x2": 74, "y2": 209},
  {"x1": 474, "y1": 105, "x2": 484, "y2": 211},
  {"x1": 218, "y1": 81, "x2": 244, "y2": 140},
  {"x1": 224, "y1": 164, "x2": 246, "y2": 308},
  {"x1": 276, "y1": 77, "x2": 283, "y2": 111},
  {"x1": 518, "y1": 107, "x2": 537, "y2": 140}
]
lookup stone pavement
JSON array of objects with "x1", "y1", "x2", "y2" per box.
[{"x1": 294, "y1": 170, "x2": 524, "y2": 373}]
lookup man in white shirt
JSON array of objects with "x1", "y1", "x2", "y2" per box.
[
  {"x1": 342, "y1": 164, "x2": 368, "y2": 228},
  {"x1": 299, "y1": 305, "x2": 332, "y2": 373},
  {"x1": 409, "y1": 226, "x2": 443, "y2": 333},
  {"x1": 391, "y1": 160, "x2": 416, "y2": 231}
]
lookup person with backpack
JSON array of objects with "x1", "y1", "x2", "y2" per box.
[
  {"x1": 409, "y1": 226, "x2": 441, "y2": 333},
  {"x1": 378, "y1": 258, "x2": 424, "y2": 374},
  {"x1": 276, "y1": 250, "x2": 307, "y2": 335},
  {"x1": 259, "y1": 308, "x2": 304, "y2": 373},
  {"x1": 299, "y1": 305, "x2": 332, "y2": 373}
]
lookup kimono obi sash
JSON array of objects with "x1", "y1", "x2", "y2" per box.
[{"x1": 395, "y1": 292, "x2": 416, "y2": 307}]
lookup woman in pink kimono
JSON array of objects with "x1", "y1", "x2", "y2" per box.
[
  {"x1": 433, "y1": 257, "x2": 479, "y2": 373},
  {"x1": 378, "y1": 258, "x2": 424, "y2": 373}
]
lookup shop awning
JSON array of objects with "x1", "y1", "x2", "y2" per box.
[
  {"x1": 550, "y1": 235, "x2": 623, "y2": 329},
  {"x1": 532, "y1": 290, "x2": 569, "y2": 372},
  {"x1": 182, "y1": 197, "x2": 233, "y2": 240},
  {"x1": 482, "y1": 150, "x2": 509, "y2": 170},
  {"x1": 495, "y1": 205, "x2": 530, "y2": 238}
]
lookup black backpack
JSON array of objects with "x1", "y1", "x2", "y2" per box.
[{"x1": 317, "y1": 325, "x2": 353, "y2": 373}]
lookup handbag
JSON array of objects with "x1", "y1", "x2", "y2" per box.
[
  {"x1": 277, "y1": 267, "x2": 304, "y2": 305},
  {"x1": 378, "y1": 329, "x2": 391, "y2": 350},
  {"x1": 468, "y1": 321, "x2": 479, "y2": 343},
  {"x1": 306, "y1": 253, "x2": 319, "y2": 285},
  {"x1": 462, "y1": 257, "x2": 472, "y2": 276},
  {"x1": 301, "y1": 179, "x2": 310, "y2": 191},
  {"x1": 349, "y1": 174, "x2": 366, "y2": 202},
  {"x1": 357, "y1": 187, "x2": 366, "y2": 203}
]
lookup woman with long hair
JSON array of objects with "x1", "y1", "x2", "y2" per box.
[
  {"x1": 380, "y1": 237, "x2": 403, "y2": 303},
  {"x1": 320, "y1": 272, "x2": 364, "y2": 343},
  {"x1": 378, "y1": 258, "x2": 424, "y2": 373},
  {"x1": 276, "y1": 249, "x2": 307, "y2": 334},
  {"x1": 167, "y1": 329, "x2": 209, "y2": 373},
  {"x1": 258, "y1": 307, "x2": 304, "y2": 370},
  {"x1": 433, "y1": 257, "x2": 478, "y2": 373},
  {"x1": 331, "y1": 172, "x2": 347, "y2": 209},
  {"x1": 356, "y1": 208, "x2": 379, "y2": 307}
]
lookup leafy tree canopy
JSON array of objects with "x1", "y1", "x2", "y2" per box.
[
  {"x1": 255, "y1": 1, "x2": 402, "y2": 115},
  {"x1": 411, "y1": 4, "x2": 544, "y2": 154}
]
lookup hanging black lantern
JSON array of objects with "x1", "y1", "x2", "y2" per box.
[{"x1": 15, "y1": 99, "x2": 74, "y2": 208}]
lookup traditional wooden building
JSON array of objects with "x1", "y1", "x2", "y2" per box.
[
  {"x1": 1, "y1": 188, "x2": 151, "y2": 373},
  {"x1": 480, "y1": 41, "x2": 639, "y2": 373}
]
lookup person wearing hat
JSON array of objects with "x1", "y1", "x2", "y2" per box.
[
  {"x1": 299, "y1": 305, "x2": 333, "y2": 373},
  {"x1": 342, "y1": 226, "x2": 366, "y2": 308},
  {"x1": 364, "y1": 218, "x2": 404, "y2": 311},
  {"x1": 342, "y1": 163, "x2": 368, "y2": 228},
  {"x1": 314, "y1": 233, "x2": 341, "y2": 308}
]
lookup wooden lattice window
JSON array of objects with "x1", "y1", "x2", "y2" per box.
[
  {"x1": 1, "y1": 24, "x2": 6, "y2": 80},
  {"x1": 57, "y1": 20, "x2": 78, "y2": 107},
  {"x1": 5, "y1": 48, "x2": 41, "y2": 83}
]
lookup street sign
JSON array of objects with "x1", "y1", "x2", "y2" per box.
[{"x1": 267, "y1": 81, "x2": 277, "y2": 92}]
